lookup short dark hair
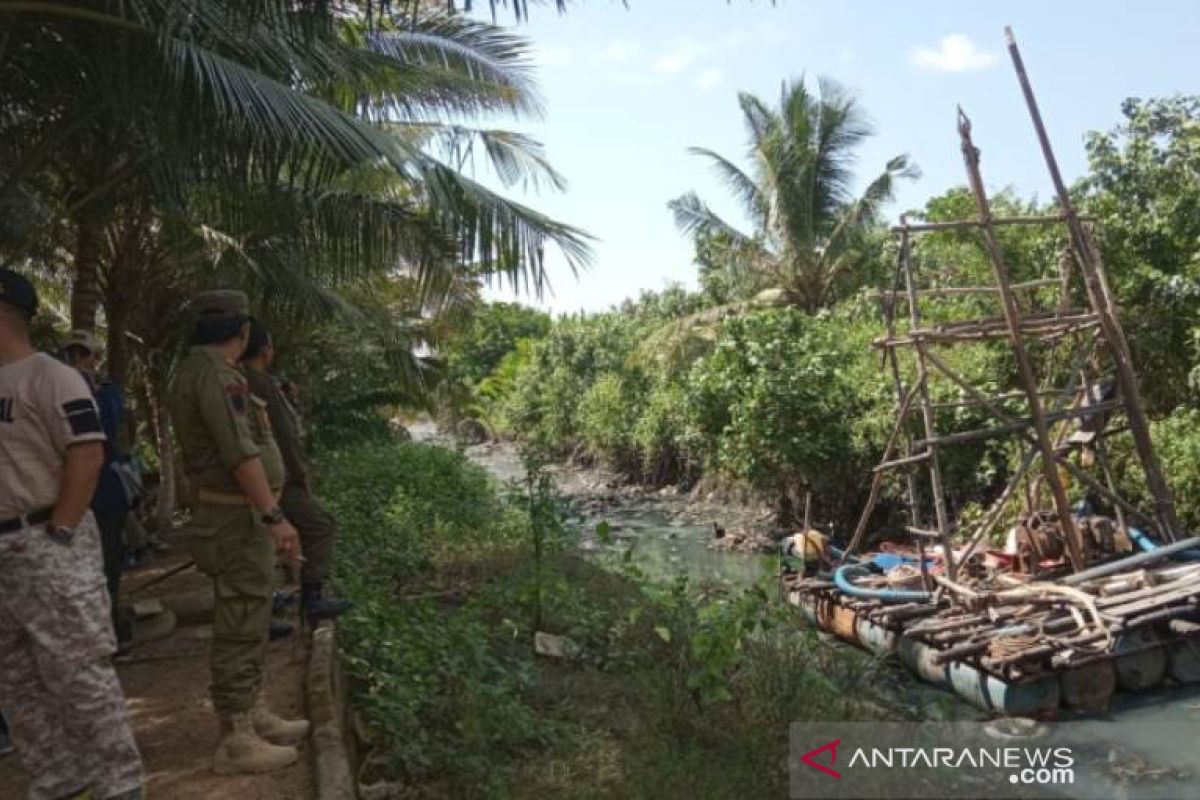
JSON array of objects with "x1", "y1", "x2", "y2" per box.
[
  {"x1": 193, "y1": 312, "x2": 248, "y2": 345},
  {"x1": 62, "y1": 344, "x2": 93, "y2": 364},
  {"x1": 242, "y1": 318, "x2": 272, "y2": 361}
]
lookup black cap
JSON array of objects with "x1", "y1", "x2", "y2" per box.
[{"x1": 0, "y1": 269, "x2": 38, "y2": 319}]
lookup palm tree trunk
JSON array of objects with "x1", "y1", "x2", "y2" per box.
[
  {"x1": 71, "y1": 214, "x2": 104, "y2": 332},
  {"x1": 143, "y1": 369, "x2": 177, "y2": 532}
]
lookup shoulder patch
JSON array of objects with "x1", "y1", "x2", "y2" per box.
[{"x1": 225, "y1": 383, "x2": 247, "y2": 414}]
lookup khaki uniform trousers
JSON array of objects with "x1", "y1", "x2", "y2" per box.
[
  {"x1": 188, "y1": 503, "x2": 274, "y2": 714},
  {"x1": 280, "y1": 484, "x2": 336, "y2": 583}
]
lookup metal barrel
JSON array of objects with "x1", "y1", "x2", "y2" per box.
[
  {"x1": 897, "y1": 636, "x2": 950, "y2": 687},
  {"x1": 855, "y1": 616, "x2": 898, "y2": 656},
  {"x1": 947, "y1": 661, "x2": 1061, "y2": 716},
  {"x1": 828, "y1": 601, "x2": 859, "y2": 644},
  {"x1": 1059, "y1": 661, "x2": 1116, "y2": 710},
  {"x1": 1166, "y1": 638, "x2": 1200, "y2": 684},
  {"x1": 1113, "y1": 627, "x2": 1167, "y2": 691}
]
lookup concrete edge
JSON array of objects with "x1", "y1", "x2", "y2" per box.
[{"x1": 308, "y1": 624, "x2": 356, "y2": 800}]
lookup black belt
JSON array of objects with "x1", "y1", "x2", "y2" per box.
[{"x1": 0, "y1": 508, "x2": 53, "y2": 535}]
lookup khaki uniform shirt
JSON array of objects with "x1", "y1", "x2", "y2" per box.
[
  {"x1": 168, "y1": 346, "x2": 284, "y2": 495},
  {"x1": 244, "y1": 366, "x2": 307, "y2": 485},
  {"x1": 0, "y1": 353, "x2": 106, "y2": 518}
]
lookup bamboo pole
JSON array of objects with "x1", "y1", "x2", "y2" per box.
[
  {"x1": 911, "y1": 399, "x2": 1122, "y2": 449},
  {"x1": 958, "y1": 108, "x2": 1086, "y2": 571},
  {"x1": 1005, "y1": 26, "x2": 1180, "y2": 541},
  {"x1": 891, "y1": 214, "x2": 1094, "y2": 234},
  {"x1": 874, "y1": 450, "x2": 930, "y2": 472},
  {"x1": 902, "y1": 228, "x2": 958, "y2": 579},
  {"x1": 954, "y1": 338, "x2": 1099, "y2": 562},
  {"x1": 874, "y1": 278, "x2": 1063, "y2": 300},
  {"x1": 881, "y1": 238, "x2": 922, "y2": 542},
  {"x1": 839, "y1": 380, "x2": 923, "y2": 563}
]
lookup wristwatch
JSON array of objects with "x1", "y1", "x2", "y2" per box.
[
  {"x1": 48, "y1": 524, "x2": 76, "y2": 546},
  {"x1": 259, "y1": 506, "x2": 287, "y2": 526}
]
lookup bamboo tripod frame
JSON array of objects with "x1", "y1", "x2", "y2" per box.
[{"x1": 840, "y1": 28, "x2": 1182, "y2": 574}]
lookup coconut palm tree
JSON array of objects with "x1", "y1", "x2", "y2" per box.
[
  {"x1": 0, "y1": 2, "x2": 590, "y2": 329},
  {"x1": 669, "y1": 76, "x2": 917, "y2": 312}
]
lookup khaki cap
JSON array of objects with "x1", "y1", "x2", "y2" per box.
[
  {"x1": 64, "y1": 329, "x2": 98, "y2": 354},
  {"x1": 192, "y1": 290, "x2": 250, "y2": 319}
]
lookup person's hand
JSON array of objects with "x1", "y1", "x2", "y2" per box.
[{"x1": 267, "y1": 519, "x2": 302, "y2": 566}]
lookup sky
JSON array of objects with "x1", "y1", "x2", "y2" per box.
[{"x1": 476, "y1": 0, "x2": 1200, "y2": 314}]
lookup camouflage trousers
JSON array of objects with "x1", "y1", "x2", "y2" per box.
[
  {"x1": 188, "y1": 502, "x2": 274, "y2": 714},
  {"x1": 281, "y1": 484, "x2": 336, "y2": 583},
  {"x1": 0, "y1": 513, "x2": 144, "y2": 799}
]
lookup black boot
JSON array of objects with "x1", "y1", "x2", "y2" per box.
[
  {"x1": 269, "y1": 620, "x2": 294, "y2": 641},
  {"x1": 300, "y1": 582, "x2": 353, "y2": 627}
]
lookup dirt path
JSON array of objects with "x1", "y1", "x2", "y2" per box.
[{"x1": 0, "y1": 550, "x2": 315, "y2": 800}]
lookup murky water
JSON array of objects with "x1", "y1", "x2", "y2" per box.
[
  {"x1": 410, "y1": 422, "x2": 1200, "y2": 787},
  {"x1": 409, "y1": 421, "x2": 772, "y2": 589}
]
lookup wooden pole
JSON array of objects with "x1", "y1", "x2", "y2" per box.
[
  {"x1": 957, "y1": 108, "x2": 1086, "y2": 571},
  {"x1": 891, "y1": 214, "x2": 1094, "y2": 234},
  {"x1": 883, "y1": 244, "x2": 922, "y2": 537},
  {"x1": 910, "y1": 399, "x2": 1122, "y2": 449},
  {"x1": 1005, "y1": 26, "x2": 1179, "y2": 541},
  {"x1": 902, "y1": 229, "x2": 958, "y2": 579},
  {"x1": 839, "y1": 380, "x2": 923, "y2": 563}
]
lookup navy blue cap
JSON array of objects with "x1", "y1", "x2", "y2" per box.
[{"x1": 0, "y1": 269, "x2": 37, "y2": 319}]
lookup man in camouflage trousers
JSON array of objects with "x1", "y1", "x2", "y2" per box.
[
  {"x1": 0, "y1": 269, "x2": 144, "y2": 800},
  {"x1": 168, "y1": 290, "x2": 309, "y2": 775},
  {"x1": 241, "y1": 320, "x2": 352, "y2": 626}
]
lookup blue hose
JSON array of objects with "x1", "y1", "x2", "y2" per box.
[
  {"x1": 1128, "y1": 526, "x2": 1200, "y2": 560},
  {"x1": 834, "y1": 564, "x2": 933, "y2": 603}
]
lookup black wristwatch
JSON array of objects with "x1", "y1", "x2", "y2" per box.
[{"x1": 259, "y1": 506, "x2": 287, "y2": 526}]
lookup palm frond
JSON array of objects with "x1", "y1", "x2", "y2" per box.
[
  {"x1": 667, "y1": 191, "x2": 754, "y2": 245},
  {"x1": 413, "y1": 158, "x2": 592, "y2": 298},
  {"x1": 688, "y1": 146, "x2": 765, "y2": 227},
  {"x1": 392, "y1": 122, "x2": 565, "y2": 191}
]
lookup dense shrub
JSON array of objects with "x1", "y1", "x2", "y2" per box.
[
  {"x1": 320, "y1": 441, "x2": 538, "y2": 791},
  {"x1": 683, "y1": 308, "x2": 884, "y2": 521},
  {"x1": 321, "y1": 439, "x2": 899, "y2": 798}
]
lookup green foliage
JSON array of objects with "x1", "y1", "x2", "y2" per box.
[
  {"x1": 1082, "y1": 96, "x2": 1200, "y2": 412},
  {"x1": 1109, "y1": 408, "x2": 1200, "y2": 533},
  {"x1": 444, "y1": 301, "x2": 552, "y2": 386},
  {"x1": 671, "y1": 76, "x2": 918, "y2": 312},
  {"x1": 321, "y1": 437, "x2": 896, "y2": 798},
  {"x1": 322, "y1": 440, "x2": 537, "y2": 791},
  {"x1": 577, "y1": 374, "x2": 640, "y2": 470}
]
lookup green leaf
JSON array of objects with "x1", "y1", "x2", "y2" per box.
[{"x1": 654, "y1": 626, "x2": 672, "y2": 643}]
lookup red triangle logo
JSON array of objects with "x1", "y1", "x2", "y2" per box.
[{"x1": 799, "y1": 738, "x2": 842, "y2": 779}]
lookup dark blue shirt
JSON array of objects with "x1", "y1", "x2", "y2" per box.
[{"x1": 91, "y1": 380, "x2": 129, "y2": 512}]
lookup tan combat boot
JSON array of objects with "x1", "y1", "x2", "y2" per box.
[
  {"x1": 213, "y1": 712, "x2": 299, "y2": 775},
  {"x1": 251, "y1": 696, "x2": 311, "y2": 745}
]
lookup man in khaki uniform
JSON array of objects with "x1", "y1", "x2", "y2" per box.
[
  {"x1": 0, "y1": 269, "x2": 144, "y2": 799},
  {"x1": 241, "y1": 320, "x2": 351, "y2": 626},
  {"x1": 168, "y1": 290, "x2": 309, "y2": 775}
]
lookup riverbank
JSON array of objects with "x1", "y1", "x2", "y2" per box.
[{"x1": 322, "y1": 433, "x2": 918, "y2": 799}]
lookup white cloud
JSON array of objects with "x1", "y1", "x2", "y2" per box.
[
  {"x1": 536, "y1": 46, "x2": 575, "y2": 68},
  {"x1": 911, "y1": 34, "x2": 998, "y2": 73},
  {"x1": 597, "y1": 40, "x2": 640, "y2": 64},
  {"x1": 652, "y1": 38, "x2": 706, "y2": 74},
  {"x1": 606, "y1": 70, "x2": 657, "y2": 88},
  {"x1": 697, "y1": 68, "x2": 723, "y2": 91}
]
